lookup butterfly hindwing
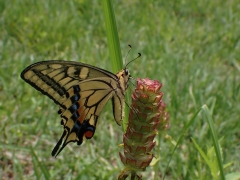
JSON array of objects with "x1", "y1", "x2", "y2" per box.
[
  {"x1": 52, "y1": 78, "x2": 119, "y2": 156},
  {"x1": 21, "y1": 60, "x2": 130, "y2": 156}
]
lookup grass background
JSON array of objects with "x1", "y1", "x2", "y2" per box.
[{"x1": 1, "y1": 0, "x2": 239, "y2": 179}]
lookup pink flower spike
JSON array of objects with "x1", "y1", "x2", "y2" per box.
[{"x1": 118, "y1": 78, "x2": 170, "y2": 179}]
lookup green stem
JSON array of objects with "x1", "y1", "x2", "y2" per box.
[{"x1": 102, "y1": 0, "x2": 129, "y2": 131}]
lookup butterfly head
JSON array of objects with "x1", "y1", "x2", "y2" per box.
[
  {"x1": 124, "y1": 68, "x2": 130, "y2": 88},
  {"x1": 116, "y1": 68, "x2": 131, "y2": 91}
]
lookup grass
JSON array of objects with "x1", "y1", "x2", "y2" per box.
[{"x1": 1, "y1": 0, "x2": 239, "y2": 179}]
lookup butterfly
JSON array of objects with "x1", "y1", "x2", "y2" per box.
[{"x1": 21, "y1": 60, "x2": 131, "y2": 157}]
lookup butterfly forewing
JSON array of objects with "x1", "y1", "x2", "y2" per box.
[
  {"x1": 21, "y1": 60, "x2": 130, "y2": 156},
  {"x1": 21, "y1": 61, "x2": 118, "y2": 105}
]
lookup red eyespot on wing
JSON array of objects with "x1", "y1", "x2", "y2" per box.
[{"x1": 85, "y1": 131, "x2": 94, "y2": 139}]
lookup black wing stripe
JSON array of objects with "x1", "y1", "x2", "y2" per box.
[
  {"x1": 33, "y1": 69, "x2": 66, "y2": 96},
  {"x1": 22, "y1": 77, "x2": 64, "y2": 106}
]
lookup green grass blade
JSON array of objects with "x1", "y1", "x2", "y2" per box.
[
  {"x1": 164, "y1": 105, "x2": 226, "y2": 180},
  {"x1": 191, "y1": 138, "x2": 212, "y2": 168},
  {"x1": 102, "y1": 0, "x2": 122, "y2": 71},
  {"x1": 31, "y1": 148, "x2": 50, "y2": 180},
  {"x1": 202, "y1": 105, "x2": 225, "y2": 180},
  {"x1": 163, "y1": 108, "x2": 201, "y2": 180}
]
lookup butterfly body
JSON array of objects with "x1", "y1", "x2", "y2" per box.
[{"x1": 21, "y1": 60, "x2": 130, "y2": 156}]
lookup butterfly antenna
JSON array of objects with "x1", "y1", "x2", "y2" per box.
[
  {"x1": 125, "y1": 52, "x2": 141, "y2": 68},
  {"x1": 124, "y1": 45, "x2": 132, "y2": 66}
]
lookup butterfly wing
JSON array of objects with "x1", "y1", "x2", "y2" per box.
[
  {"x1": 21, "y1": 60, "x2": 128, "y2": 156},
  {"x1": 21, "y1": 60, "x2": 118, "y2": 106},
  {"x1": 52, "y1": 77, "x2": 121, "y2": 156}
]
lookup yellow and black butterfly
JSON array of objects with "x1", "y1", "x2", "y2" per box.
[{"x1": 21, "y1": 60, "x2": 131, "y2": 157}]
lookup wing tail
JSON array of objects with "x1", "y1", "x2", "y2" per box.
[{"x1": 51, "y1": 117, "x2": 98, "y2": 157}]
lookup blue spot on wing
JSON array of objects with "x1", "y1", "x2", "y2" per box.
[
  {"x1": 73, "y1": 85, "x2": 80, "y2": 94},
  {"x1": 69, "y1": 102, "x2": 79, "y2": 113},
  {"x1": 71, "y1": 94, "x2": 80, "y2": 102},
  {"x1": 66, "y1": 85, "x2": 80, "y2": 98}
]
